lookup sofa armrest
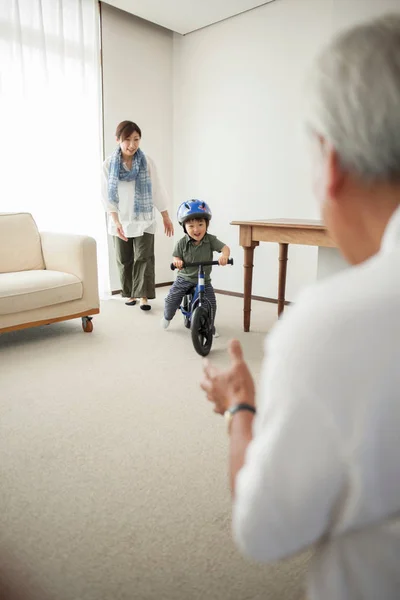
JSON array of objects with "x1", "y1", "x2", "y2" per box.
[{"x1": 40, "y1": 232, "x2": 99, "y2": 306}]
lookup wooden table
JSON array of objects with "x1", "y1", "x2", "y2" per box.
[{"x1": 231, "y1": 219, "x2": 335, "y2": 331}]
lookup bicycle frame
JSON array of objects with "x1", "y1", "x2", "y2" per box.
[
  {"x1": 170, "y1": 259, "x2": 234, "y2": 323},
  {"x1": 170, "y1": 258, "x2": 234, "y2": 356},
  {"x1": 179, "y1": 264, "x2": 211, "y2": 322}
]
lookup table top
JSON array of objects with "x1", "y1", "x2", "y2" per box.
[{"x1": 231, "y1": 218, "x2": 326, "y2": 230}]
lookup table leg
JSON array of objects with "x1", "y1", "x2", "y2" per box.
[
  {"x1": 243, "y1": 244, "x2": 257, "y2": 332},
  {"x1": 278, "y1": 243, "x2": 288, "y2": 317}
]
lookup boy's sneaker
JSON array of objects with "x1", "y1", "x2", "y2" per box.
[
  {"x1": 160, "y1": 317, "x2": 170, "y2": 330},
  {"x1": 213, "y1": 328, "x2": 220, "y2": 338}
]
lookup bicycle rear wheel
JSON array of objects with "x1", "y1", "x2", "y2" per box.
[{"x1": 191, "y1": 306, "x2": 213, "y2": 356}]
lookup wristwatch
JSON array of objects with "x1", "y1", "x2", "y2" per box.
[{"x1": 224, "y1": 403, "x2": 256, "y2": 433}]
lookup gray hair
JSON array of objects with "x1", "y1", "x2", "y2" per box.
[{"x1": 307, "y1": 14, "x2": 400, "y2": 182}]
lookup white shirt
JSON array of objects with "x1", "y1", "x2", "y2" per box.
[
  {"x1": 101, "y1": 154, "x2": 168, "y2": 238},
  {"x1": 233, "y1": 206, "x2": 400, "y2": 600}
]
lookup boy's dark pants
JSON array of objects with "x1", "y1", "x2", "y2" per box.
[{"x1": 164, "y1": 276, "x2": 217, "y2": 322}]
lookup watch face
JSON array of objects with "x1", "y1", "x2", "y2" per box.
[
  {"x1": 224, "y1": 409, "x2": 232, "y2": 422},
  {"x1": 224, "y1": 409, "x2": 233, "y2": 434}
]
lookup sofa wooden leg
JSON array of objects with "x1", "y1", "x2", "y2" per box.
[{"x1": 81, "y1": 316, "x2": 93, "y2": 333}]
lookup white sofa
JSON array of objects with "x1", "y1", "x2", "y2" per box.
[{"x1": 0, "y1": 213, "x2": 100, "y2": 334}]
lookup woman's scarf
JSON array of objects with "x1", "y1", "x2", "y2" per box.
[{"x1": 108, "y1": 147, "x2": 153, "y2": 220}]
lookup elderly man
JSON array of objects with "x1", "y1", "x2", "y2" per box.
[{"x1": 201, "y1": 14, "x2": 400, "y2": 600}]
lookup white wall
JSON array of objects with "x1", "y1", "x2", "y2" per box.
[
  {"x1": 173, "y1": 0, "x2": 400, "y2": 300},
  {"x1": 317, "y1": 248, "x2": 349, "y2": 281},
  {"x1": 101, "y1": 3, "x2": 174, "y2": 290},
  {"x1": 101, "y1": 0, "x2": 400, "y2": 296}
]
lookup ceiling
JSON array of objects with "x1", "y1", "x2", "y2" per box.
[{"x1": 101, "y1": 0, "x2": 276, "y2": 35}]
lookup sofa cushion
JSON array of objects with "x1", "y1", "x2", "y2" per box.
[
  {"x1": 0, "y1": 213, "x2": 45, "y2": 273},
  {"x1": 0, "y1": 270, "x2": 83, "y2": 315}
]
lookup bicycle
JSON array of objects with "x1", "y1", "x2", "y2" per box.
[{"x1": 170, "y1": 258, "x2": 234, "y2": 356}]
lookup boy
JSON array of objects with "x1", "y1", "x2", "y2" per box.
[{"x1": 161, "y1": 199, "x2": 230, "y2": 335}]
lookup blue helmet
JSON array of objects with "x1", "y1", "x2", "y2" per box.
[{"x1": 177, "y1": 199, "x2": 212, "y2": 226}]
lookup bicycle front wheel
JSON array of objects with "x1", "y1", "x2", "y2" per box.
[{"x1": 191, "y1": 306, "x2": 213, "y2": 356}]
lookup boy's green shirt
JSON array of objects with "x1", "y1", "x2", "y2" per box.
[{"x1": 173, "y1": 233, "x2": 226, "y2": 283}]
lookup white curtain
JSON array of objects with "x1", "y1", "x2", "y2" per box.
[{"x1": 0, "y1": 0, "x2": 110, "y2": 295}]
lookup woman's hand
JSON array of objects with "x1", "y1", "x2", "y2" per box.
[
  {"x1": 110, "y1": 212, "x2": 128, "y2": 242},
  {"x1": 200, "y1": 340, "x2": 256, "y2": 415},
  {"x1": 173, "y1": 257, "x2": 184, "y2": 269},
  {"x1": 116, "y1": 221, "x2": 128, "y2": 242},
  {"x1": 163, "y1": 215, "x2": 174, "y2": 237}
]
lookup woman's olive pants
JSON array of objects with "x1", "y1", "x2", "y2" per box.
[{"x1": 113, "y1": 233, "x2": 155, "y2": 299}]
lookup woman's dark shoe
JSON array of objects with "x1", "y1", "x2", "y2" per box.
[
  {"x1": 125, "y1": 299, "x2": 137, "y2": 306},
  {"x1": 140, "y1": 298, "x2": 151, "y2": 311}
]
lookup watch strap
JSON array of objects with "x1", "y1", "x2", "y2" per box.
[
  {"x1": 227, "y1": 403, "x2": 256, "y2": 417},
  {"x1": 224, "y1": 403, "x2": 256, "y2": 434}
]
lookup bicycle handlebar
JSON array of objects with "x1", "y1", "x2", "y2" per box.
[{"x1": 170, "y1": 258, "x2": 234, "y2": 271}]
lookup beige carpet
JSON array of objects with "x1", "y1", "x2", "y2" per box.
[{"x1": 0, "y1": 291, "x2": 309, "y2": 600}]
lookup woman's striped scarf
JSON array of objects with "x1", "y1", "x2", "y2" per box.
[{"x1": 108, "y1": 147, "x2": 153, "y2": 220}]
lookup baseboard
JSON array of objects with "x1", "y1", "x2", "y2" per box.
[
  {"x1": 111, "y1": 282, "x2": 173, "y2": 296},
  {"x1": 214, "y1": 289, "x2": 291, "y2": 306},
  {"x1": 112, "y1": 284, "x2": 290, "y2": 306}
]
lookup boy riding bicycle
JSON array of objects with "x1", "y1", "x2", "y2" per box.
[{"x1": 161, "y1": 200, "x2": 230, "y2": 336}]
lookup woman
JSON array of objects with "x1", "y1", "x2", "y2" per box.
[{"x1": 102, "y1": 120, "x2": 173, "y2": 310}]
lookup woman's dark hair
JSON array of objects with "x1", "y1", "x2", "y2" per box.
[{"x1": 115, "y1": 121, "x2": 141, "y2": 141}]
